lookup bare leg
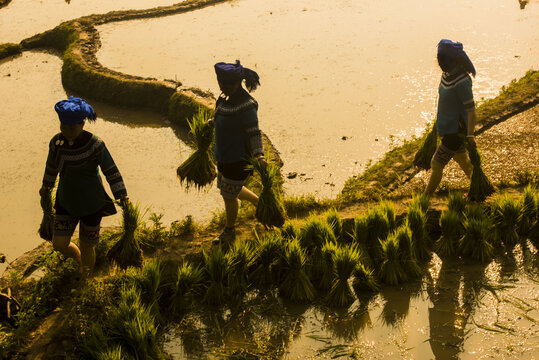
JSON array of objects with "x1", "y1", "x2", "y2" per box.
[
  {"x1": 238, "y1": 186, "x2": 258, "y2": 206},
  {"x1": 223, "y1": 197, "x2": 240, "y2": 228},
  {"x1": 424, "y1": 157, "x2": 445, "y2": 197},
  {"x1": 52, "y1": 235, "x2": 83, "y2": 273},
  {"x1": 79, "y1": 241, "x2": 96, "y2": 277},
  {"x1": 453, "y1": 152, "x2": 473, "y2": 178}
]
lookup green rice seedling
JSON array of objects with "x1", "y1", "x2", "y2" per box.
[
  {"x1": 406, "y1": 206, "x2": 431, "y2": 262},
  {"x1": 38, "y1": 186, "x2": 55, "y2": 241},
  {"x1": 107, "y1": 201, "x2": 144, "y2": 269},
  {"x1": 447, "y1": 191, "x2": 467, "y2": 215},
  {"x1": 225, "y1": 240, "x2": 255, "y2": 298},
  {"x1": 410, "y1": 193, "x2": 430, "y2": 214},
  {"x1": 466, "y1": 203, "x2": 486, "y2": 220},
  {"x1": 279, "y1": 238, "x2": 316, "y2": 302},
  {"x1": 176, "y1": 108, "x2": 216, "y2": 190},
  {"x1": 467, "y1": 144, "x2": 496, "y2": 202},
  {"x1": 518, "y1": 185, "x2": 537, "y2": 236},
  {"x1": 299, "y1": 216, "x2": 336, "y2": 254},
  {"x1": 325, "y1": 208, "x2": 343, "y2": 240},
  {"x1": 249, "y1": 154, "x2": 286, "y2": 228},
  {"x1": 491, "y1": 194, "x2": 522, "y2": 248},
  {"x1": 109, "y1": 285, "x2": 163, "y2": 360},
  {"x1": 350, "y1": 215, "x2": 373, "y2": 269},
  {"x1": 136, "y1": 259, "x2": 163, "y2": 317},
  {"x1": 394, "y1": 226, "x2": 422, "y2": 279},
  {"x1": 378, "y1": 201, "x2": 397, "y2": 231},
  {"x1": 459, "y1": 217, "x2": 494, "y2": 263},
  {"x1": 352, "y1": 261, "x2": 380, "y2": 293},
  {"x1": 96, "y1": 346, "x2": 126, "y2": 360},
  {"x1": 319, "y1": 241, "x2": 338, "y2": 291},
  {"x1": 170, "y1": 262, "x2": 204, "y2": 314},
  {"x1": 202, "y1": 246, "x2": 230, "y2": 306},
  {"x1": 365, "y1": 207, "x2": 391, "y2": 264},
  {"x1": 435, "y1": 209, "x2": 463, "y2": 258},
  {"x1": 327, "y1": 245, "x2": 361, "y2": 307},
  {"x1": 379, "y1": 234, "x2": 407, "y2": 286},
  {"x1": 250, "y1": 232, "x2": 284, "y2": 288},
  {"x1": 413, "y1": 123, "x2": 437, "y2": 170},
  {"x1": 281, "y1": 220, "x2": 299, "y2": 239}
]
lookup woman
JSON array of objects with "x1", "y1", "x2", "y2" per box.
[
  {"x1": 424, "y1": 39, "x2": 477, "y2": 196},
  {"x1": 212, "y1": 60, "x2": 265, "y2": 244},
  {"x1": 39, "y1": 96, "x2": 128, "y2": 277}
]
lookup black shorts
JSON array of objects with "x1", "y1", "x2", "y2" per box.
[
  {"x1": 217, "y1": 160, "x2": 253, "y2": 181},
  {"x1": 434, "y1": 134, "x2": 467, "y2": 166}
]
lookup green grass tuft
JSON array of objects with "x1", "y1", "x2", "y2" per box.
[
  {"x1": 325, "y1": 208, "x2": 343, "y2": 241},
  {"x1": 250, "y1": 231, "x2": 285, "y2": 288},
  {"x1": 279, "y1": 239, "x2": 316, "y2": 302},
  {"x1": 170, "y1": 262, "x2": 204, "y2": 314},
  {"x1": 379, "y1": 233, "x2": 407, "y2": 286},
  {"x1": 327, "y1": 245, "x2": 361, "y2": 307},
  {"x1": 518, "y1": 185, "x2": 537, "y2": 236},
  {"x1": 491, "y1": 193, "x2": 522, "y2": 248},
  {"x1": 406, "y1": 205, "x2": 431, "y2": 262},
  {"x1": 436, "y1": 209, "x2": 463, "y2": 258},
  {"x1": 459, "y1": 216, "x2": 494, "y2": 263},
  {"x1": 202, "y1": 247, "x2": 230, "y2": 306},
  {"x1": 447, "y1": 191, "x2": 467, "y2": 215}
]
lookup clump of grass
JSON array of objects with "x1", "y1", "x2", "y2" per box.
[
  {"x1": 466, "y1": 203, "x2": 485, "y2": 220},
  {"x1": 394, "y1": 226, "x2": 422, "y2": 279},
  {"x1": 170, "y1": 215, "x2": 199, "y2": 236},
  {"x1": 350, "y1": 215, "x2": 372, "y2": 269},
  {"x1": 459, "y1": 217, "x2": 494, "y2": 263},
  {"x1": 435, "y1": 209, "x2": 463, "y2": 258},
  {"x1": 379, "y1": 233, "x2": 407, "y2": 286},
  {"x1": 279, "y1": 239, "x2": 316, "y2": 302},
  {"x1": 38, "y1": 186, "x2": 55, "y2": 241},
  {"x1": 447, "y1": 191, "x2": 467, "y2": 215},
  {"x1": 325, "y1": 208, "x2": 343, "y2": 240},
  {"x1": 226, "y1": 240, "x2": 255, "y2": 298},
  {"x1": 491, "y1": 194, "x2": 522, "y2": 248},
  {"x1": 250, "y1": 232, "x2": 284, "y2": 288},
  {"x1": 107, "y1": 201, "x2": 144, "y2": 269},
  {"x1": 413, "y1": 123, "x2": 437, "y2": 170},
  {"x1": 170, "y1": 262, "x2": 204, "y2": 315},
  {"x1": 410, "y1": 193, "x2": 429, "y2": 214},
  {"x1": 518, "y1": 185, "x2": 537, "y2": 236},
  {"x1": 250, "y1": 155, "x2": 286, "y2": 228},
  {"x1": 378, "y1": 201, "x2": 397, "y2": 231},
  {"x1": 202, "y1": 247, "x2": 230, "y2": 306},
  {"x1": 133, "y1": 259, "x2": 164, "y2": 317},
  {"x1": 327, "y1": 245, "x2": 361, "y2": 307},
  {"x1": 281, "y1": 221, "x2": 299, "y2": 239},
  {"x1": 467, "y1": 145, "x2": 496, "y2": 202},
  {"x1": 406, "y1": 204, "x2": 431, "y2": 262},
  {"x1": 176, "y1": 108, "x2": 217, "y2": 190},
  {"x1": 299, "y1": 216, "x2": 336, "y2": 254},
  {"x1": 319, "y1": 241, "x2": 338, "y2": 291},
  {"x1": 365, "y1": 207, "x2": 391, "y2": 264},
  {"x1": 352, "y1": 262, "x2": 380, "y2": 293}
]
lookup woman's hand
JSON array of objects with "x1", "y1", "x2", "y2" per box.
[
  {"x1": 207, "y1": 118, "x2": 214, "y2": 127},
  {"x1": 119, "y1": 195, "x2": 130, "y2": 206},
  {"x1": 257, "y1": 155, "x2": 267, "y2": 171}
]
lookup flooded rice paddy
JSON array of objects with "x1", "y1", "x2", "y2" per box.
[{"x1": 96, "y1": 0, "x2": 539, "y2": 195}]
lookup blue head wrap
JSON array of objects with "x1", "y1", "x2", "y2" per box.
[
  {"x1": 437, "y1": 39, "x2": 476, "y2": 77},
  {"x1": 54, "y1": 96, "x2": 96, "y2": 125},
  {"x1": 214, "y1": 60, "x2": 260, "y2": 92}
]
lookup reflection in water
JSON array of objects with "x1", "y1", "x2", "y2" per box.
[
  {"x1": 321, "y1": 299, "x2": 373, "y2": 341},
  {"x1": 380, "y1": 280, "x2": 422, "y2": 327}
]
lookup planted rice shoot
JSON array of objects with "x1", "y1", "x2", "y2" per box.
[
  {"x1": 378, "y1": 201, "x2": 397, "y2": 231},
  {"x1": 327, "y1": 245, "x2": 361, "y2": 307},
  {"x1": 435, "y1": 209, "x2": 463, "y2": 258},
  {"x1": 299, "y1": 216, "x2": 336, "y2": 254},
  {"x1": 250, "y1": 154, "x2": 286, "y2": 228},
  {"x1": 202, "y1": 246, "x2": 230, "y2": 306},
  {"x1": 281, "y1": 220, "x2": 299, "y2": 239},
  {"x1": 365, "y1": 207, "x2": 391, "y2": 264},
  {"x1": 518, "y1": 185, "x2": 537, "y2": 236},
  {"x1": 170, "y1": 262, "x2": 204, "y2": 314},
  {"x1": 319, "y1": 241, "x2": 338, "y2": 291},
  {"x1": 279, "y1": 238, "x2": 316, "y2": 302},
  {"x1": 447, "y1": 191, "x2": 467, "y2": 215},
  {"x1": 491, "y1": 193, "x2": 522, "y2": 248},
  {"x1": 394, "y1": 226, "x2": 422, "y2": 279},
  {"x1": 467, "y1": 144, "x2": 496, "y2": 202},
  {"x1": 406, "y1": 205, "x2": 431, "y2": 262},
  {"x1": 176, "y1": 107, "x2": 216, "y2": 190},
  {"x1": 466, "y1": 203, "x2": 486, "y2": 220},
  {"x1": 38, "y1": 186, "x2": 55, "y2": 241},
  {"x1": 325, "y1": 208, "x2": 343, "y2": 240},
  {"x1": 413, "y1": 123, "x2": 437, "y2": 170},
  {"x1": 351, "y1": 215, "x2": 373, "y2": 268},
  {"x1": 352, "y1": 261, "x2": 380, "y2": 293},
  {"x1": 225, "y1": 240, "x2": 255, "y2": 297},
  {"x1": 108, "y1": 201, "x2": 144, "y2": 269},
  {"x1": 379, "y1": 234, "x2": 407, "y2": 286},
  {"x1": 250, "y1": 232, "x2": 284, "y2": 288},
  {"x1": 410, "y1": 193, "x2": 430, "y2": 214},
  {"x1": 459, "y1": 217, "x2": 494, "y2": 263}
]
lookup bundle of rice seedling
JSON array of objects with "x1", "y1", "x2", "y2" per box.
[
  {"x1": 447, "y1": 191, "x2": 467, "y2": 215},
  {"x1": 394, "y1": 226, "x2": 422, "y2": 279},
  {"x1": 413, "y1": 123, "x2": 438, "y2": 170},
  {"x1": 250, "y1": 232, "x2": 284, "y2": 288},
  {"x1": 327, "y1": 245, "x2": 361, "y2": 307},
  {"x1": 406, "y1": 205, "x2": 431, "y2": 262},
  {"x1": 281, "y1": 220, "x2": 299, "y2": 239},
  {"x1": 38, "y1": 186, "x2": 55, "y2": 241},
  {"x1": 319, "y1": 241, "x2": 338, "y2": 291},
  {"x1": 279, "y1": 239, "x2": 316, "y2": 302},
  {"x1": 352, "y1": 261, "x2": 380, "y2": 293},
  {"x1": 410, "y1": 193, "x2": 430, "y2": 214},
  {"x1": 467, "y1": 144, "x2": 496, "y2": 202},
  {"x1": 202, "y1": 246, "x2": 230, "y2": 306},
  {"x1": 350, "y1": 215, "x2": 373, "y2": 269},
  {"x1": 378, "y1": 201, "x2": 397, "y2": 231},
  {"x1": 466, "y1": 203, "x2": 486, "y2": 220},
  {"x1": 299, "y1": 216, "x2": 336, "y2": 253},
  {"x1": 250, "y1": 155, "x2": 286, "y2": 228},
  {"x1": 325, "y1": 208, "x2": 343, "y2": 240},
  {"x1": 518, "y1": 185, "x2": 537, "y2": 236},
  {"x1": 459, "y1": 216, "x2": 493, "y2": 263},
  {"x1": 435, "y1": 209, "x2": 463, "y2": 258},
  {"x1": 225, "y1": 240, "x2": 255, "y2": 298},
  {"x1": 170, "y1": 262, "x2": 204, "y2": 314},
  {"x1": 491, "y1": 194, "x2": 522, "y2": 248},
  {"x1": 176, "y1": 108, "x2": 216, "y2": 190},
  {"x1": 379, "y1": 234, "x2": 407, "y2": 286},
  {"x1": 365, "y1": 207, "x2": 391, "y2": 264},
  {"x1": 107, "y1": 201, "x2": 144, "y2": 269}
]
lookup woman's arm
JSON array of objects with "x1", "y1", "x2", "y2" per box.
[
  {"x1": 40, "y1": 139, "x2": 58, "y2": 196},
  {"x1": 96, "y1": 141, "x2": 128, "y2": 200},
  {"x1": 241, "y1": 108, "x2": 264, "y2": 157}
]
